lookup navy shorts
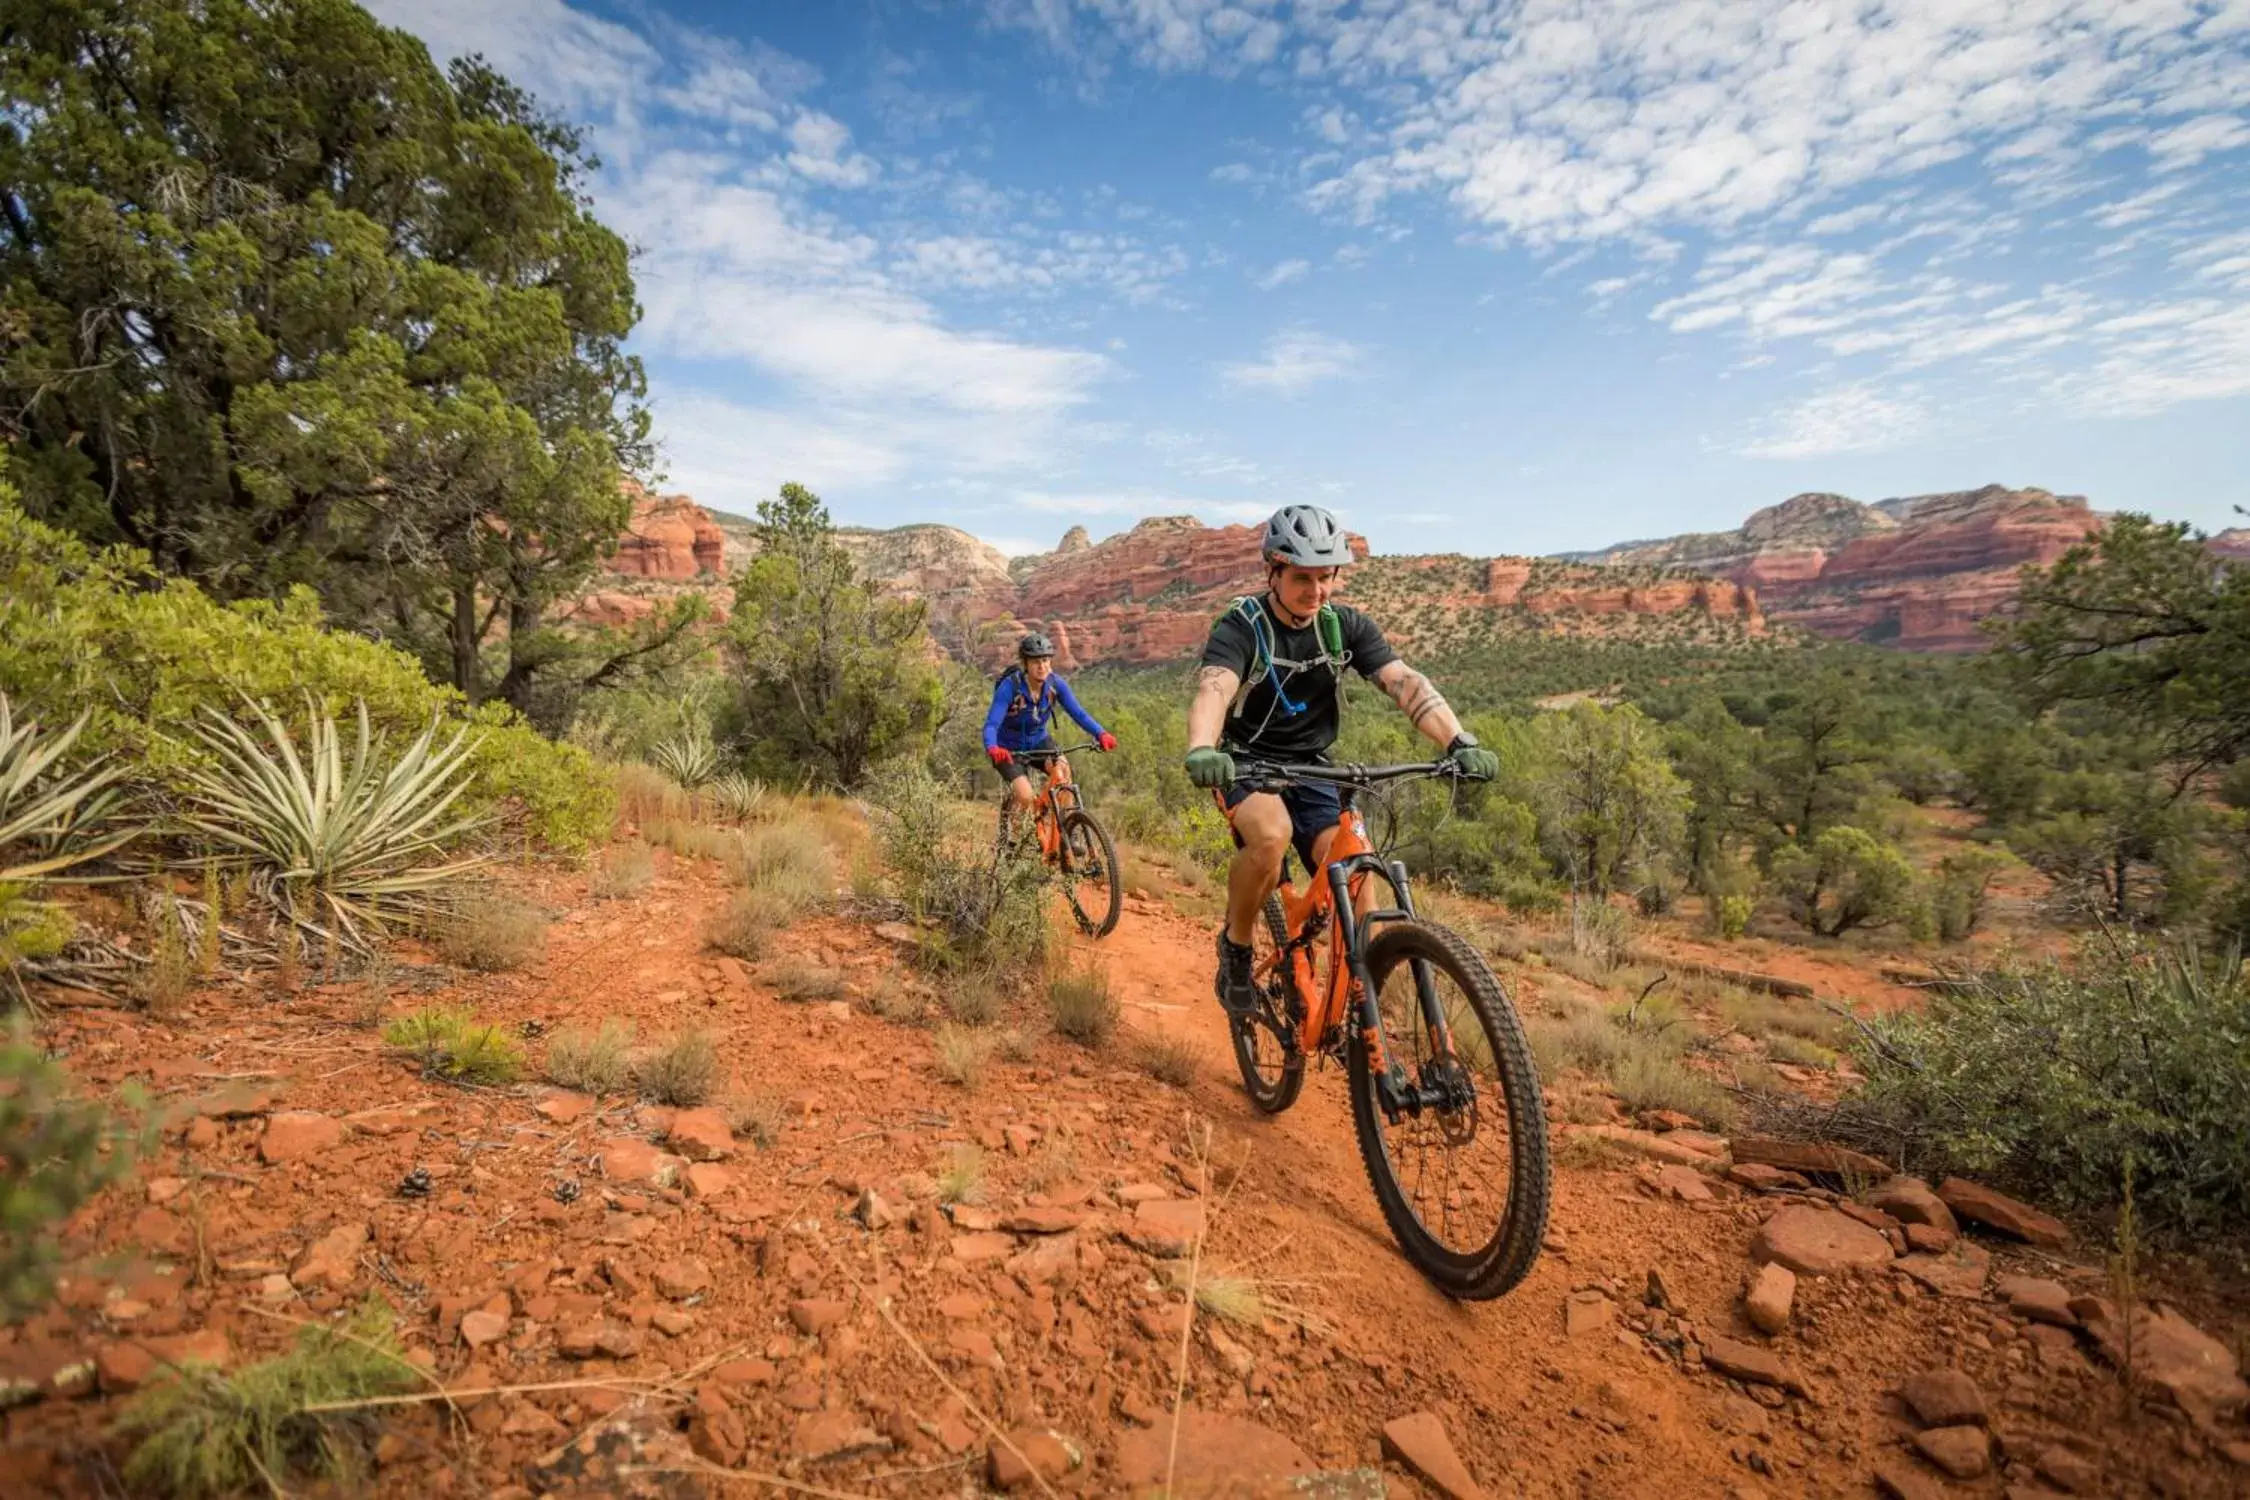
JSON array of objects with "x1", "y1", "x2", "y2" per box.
[{"x1": 1223, "y1": 777, "x2": 1342, "y2": 875}]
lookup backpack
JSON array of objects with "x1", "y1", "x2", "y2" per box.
[
  {"x1": 996, "y1": 664, "x2": 1052, "y2": 723},
  {"x1": 1222, "y1": 594, "x2": 1349, "y2": 721}
]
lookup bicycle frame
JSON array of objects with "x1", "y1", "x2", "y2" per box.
[
  {"x1": 1237, "y1": 766, "x2": 1467, "y2": 1110},
  {"x1": 1009, "y1": 743, "x2": 1096, "y2": 862}
]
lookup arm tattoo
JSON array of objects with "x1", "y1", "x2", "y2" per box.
[
  {"x1": 1382, "y1": 665, "x2": 1451, "y2": 729},
  {"x1": 1195, "y1": 665, "x2": 1238, "y2": 698}
]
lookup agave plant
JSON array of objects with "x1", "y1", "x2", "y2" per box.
[
  {"x1": 706, "y1": 770, "x2": 768, "y2": 823},
  {"x1": 180, "y1": 699, "x2": 486, "y2": 954},
  {"x1": 648, "y1": 732, "x2": 719, "y2": 789},
  {"x1": 1, "y1": 694, "x2": 135, "y2": 884}
]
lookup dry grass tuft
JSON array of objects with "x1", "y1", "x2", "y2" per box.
[
  {"x1": 724, "y1": 1091, "x2": 784, "y2": 1149},
  {"x1": 937, "y1": 1144, "x2": 987, "y2": 1205},
  {"x1": 433, "y1": 893, "x2": 546, "y2": 972},
  {"x1": 933, "y1": 1024, "x2": 992, "y2": 1089},
  {"x1": 731, "y1": 817, "x2": 834, "y2": 910},
  {"x1": 545, "y1": 1018, "x2": 635, "y2": 1095},
  {"x1": 703, "y1": 888, "x2": 796, "y2": 962},
  {"x1": 615, "y1": 761, "x2": 689, "y2": 827},
  {"x1": 771, "y1": 962, "x2": 845, "y2": 1004},
  {"x1": 637, "y1": 1029, "x2": 719, "y2": 1106},
  {"x1": 942, "y1": 968, "x2": 1004, "y2": 1028},
  {"x1": 1046, "y1": 964, "x2": 1119, "y2": 1048},
  {"x1": 1136, "y1": 1032, "x2": 1198, "y2": 1088},
  {"x1": 589, "y1": 841, "x2": 654, "y2": 900}
]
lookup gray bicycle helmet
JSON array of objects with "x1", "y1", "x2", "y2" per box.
[
  {"x1": 1017, "y1": 630, "x2": 1055, "y2": 659},
  {"x1": 1261, "y1": 504, "x2": 1355, "y2": 568}
]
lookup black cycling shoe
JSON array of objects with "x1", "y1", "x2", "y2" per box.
[{"x1": 1214, "y1": 931, "x2": 1260, "y2": 1020}]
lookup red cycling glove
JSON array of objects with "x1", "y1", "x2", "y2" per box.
[
  {"x1": 1098, "y1": 733, "x2": 1117, "y2": 752},
  {"x1": 988, "y1": 746, "x2": 1012, "y2": 768}
]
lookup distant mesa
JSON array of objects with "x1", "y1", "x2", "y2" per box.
[{"x1": 1563, "y1": 484, "x2": 2107, "y2": 653}]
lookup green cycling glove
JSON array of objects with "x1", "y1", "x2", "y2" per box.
[
  {"x1": 1448, "y1": 744, "x2": 1500, "y2": 782},
  {"x1": 1184, "y1": 747, "x2": 1237, "y2": 789}
]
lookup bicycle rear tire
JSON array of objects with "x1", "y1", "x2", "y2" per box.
[
  {"x1": 1345, "y1": 919, "x2": 1549, "y2": 1300},
  {"x1": 1058, "y1": 809, "x2": 1121, "y2": 938},
  {"x1": 1231, "y1": 894, "x2": 1306, "y2": 1113}
]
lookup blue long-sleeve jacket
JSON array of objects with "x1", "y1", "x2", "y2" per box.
[{"x1": 983, "y1": 667, "x2": 1107, "y2": 753}]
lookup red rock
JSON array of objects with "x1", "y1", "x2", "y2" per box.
[
  {"x1": 1645, "y1": 1164, "x2": 1715, "y2": 1203},
  {"x1": 684, "y1": 1163, "x2": 734, "y2": 1199},
  {"x1": 1114, "y1": 1408, "x2": 1318, "y2": 1490},
  {"x1": 536, "y1": 1092, "x2": 595, "y2": 1125},
  {"x1": 459, "y1": 1310, "x2": 508, "y2": 1348},
  {"x1": 854, "y1": 1188, "x2": 900, "y2": 1229},
  {"x1": 95, "y1": 1330, "x2": 229, "y2": 1393},
  {"x1": 609, "y1": 482, "x2": 728, "y2": 581},
  {"x1": 714, "y1": 1358, "x2": 775, "y2": 1386},
  {"x1": 790, "y1": 1410, "x2": 890, "y2": 1463},
  {"x1": 653, "y1": 1259, "x2": 712, "y2": 1301},
  {"x1": 2074, "y1": 1301, "x2": 2249, "y2": 1421},
  {"x1": 1745, "y1": 1262, "x2": 1796, "y2": 1335},
  {"x1": 938, "y1": 1293, "x2": 985, "y2": 1320},
  {"x1": 1564, "y1": 1291, "x2": 1613, "y2": 1337},
  {"x1": 1135, "y1": 1304, "x2": 1191, "y2": 1341},
  {"x1": 1750, "y1": 1205, "x2": 1894, "y2": 1277},
  {"x1": 989, "y1": 1427, "x2": 1082, "y2": 1489},
  {"x1": 1006, "y1": 1232, "x2": 1080, "y2": 1288},
  {"x1": 1936, "y1": 1178, "x2": 2071, "y2": 1248},
  {"x1": 951, "y1": 1231, "x2": 1014, "y2": 1262},
  {"x1": 1898, "y1": 1368, "x2": 1988, "y2": 1427},
  {"x1": 1700, "y1": 1335, "x2": 1802, "y2": 1393},
  {"x1": 789, "y1": 1297, "x2": 848, "y2": 1335},
  {"x1": 1730, "y1": 1137, "x2": 1891, "y2": 1181},
  {"x1": 1727, "y1": 1162, "x2": 1810, "y2": 1192},
  {"x1": 127, "y1": 1206, "x2": 188, "y2": 1256},
  {"x1": 1914, "y1": 1424, "x2": 1992, "y2": 1479},
  {"x1": 595, "y1": 1138, "x2": 686, "y2": 1189},
  {"x1": 1642, "y1": 1109, "x2": 1701, "y2": 1132},
  {"x1": 2036, "y1": 1445, "x2": 2103, "y2": 1494},
  {"x1": 1001, "y1": 1205, "x2": 1083, "y2": 1234},
  {"x1": 1872, "y1": 1461, "x2": 1947, "y2": 1500},
  {"x1": 1895, "y1": 1239, "x2": 1989, "y2": 1299},
  {"x1": 1995, "y1": 1275, "x2": 2076, "y2": 1327},
  {"x1": 1575, "y1": 1124, "x2": 1719, "y2": 1167},
  {"x1": 290, "y1": 1223, "x2": 369, "y2": 1290},
  {"x1": 194, "y1": 1081, "x2": 283, "y2": 1118},
  {"x1": 947, "y1": 1328, "x2": 1002, "y2": 1368},
  {"x1": 259, "y1": 1111, "x2": 342, "y2": 1164},
  {"x1": 1867, "y1": 1177, "x2": 1958, "y2": 1233},
  {"x1": 665, "y1": 1108, "x2": 736, "y2": 1162},
  {"x1": 1126, "y1": 1197, "x2": 1203, "y2": 1257},
  {"x1": 1381, "y1": 1410, "x2": 1487, "y2": 1500},
  {"x1": 1903, "y1": 1222, "x2": 1954, "y2": 1254},
  {"x1": 652, "y1": 1308, "x2": 694, "y2": 1337},
  {"x1": 1114, "y1": 1182, "x2": 1173, "y2": 1204}
]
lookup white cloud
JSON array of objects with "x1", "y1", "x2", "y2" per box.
[
  {"x1": 1738, "y1": 383, "x2": 1931, "y2": 459},
  {"x1": 1218, "y1": 327, "x2": 1363, "y2": 394},
  {"x1": 1209, "y1": 161, "x2": 1257, "y2": 183},
  {"x1": 1254, "y1": 257, "x2": 1311, "y2": 289},
  {"x1": 785, "y1": 111, "x2": 879, "y2": 186}
]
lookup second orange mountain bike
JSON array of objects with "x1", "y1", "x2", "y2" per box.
[
  {"x1": 997, "y1": 742, "x2": 1121, "y2": 938},
  {"x1": 1223, "y1": 757, "x2": 1551, "y2": 1300}
]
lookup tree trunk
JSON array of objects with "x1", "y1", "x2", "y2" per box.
[{"x1": 450, "y1": 581, "x2": 480, "y2": 700}]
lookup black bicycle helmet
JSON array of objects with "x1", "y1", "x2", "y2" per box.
[
  {"x1": 1261, "y1": 504, "x2": 1354, "y2": 568},
  {"x1": 1018, "y1": 630, "x2": 1055, "y2": 659}
]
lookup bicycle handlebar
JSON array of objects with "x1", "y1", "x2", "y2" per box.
[
  {"x1": 1230, "y1": 757, "x2": 1480, "y2": 793},
  {"x1": 1013, "y1": 742, "x2": 1101, "y2": 761}
]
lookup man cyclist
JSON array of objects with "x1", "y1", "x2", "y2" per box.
[
  {"x1": 985, "y1": 630, "x2": 1116, "y2": 827},
  {"x1": 1185, "y1": 504, "x2": 1499, "y2": 1018}
]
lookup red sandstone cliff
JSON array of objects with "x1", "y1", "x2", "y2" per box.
[
  {"x1": 1568, "y1": 485, "x2": 2103, "y2": 651},
  {"x1": 612, "y1": 480, "x2": 728, "y2": 580}
]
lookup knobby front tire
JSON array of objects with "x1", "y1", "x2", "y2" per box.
[
  {"x1": 1231, "y1": 893, "x2": 1306, "y2": 1114},
  {"x1": 1345, "y1": 919, "x2": 1550, "y2": 1301},
  {"x1": 1058, "y1": 809, "x2": 1121, "y2": 938}
]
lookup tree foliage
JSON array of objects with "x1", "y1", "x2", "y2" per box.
[
  {"x1": 724, "y1": 484, "x2": 943, "y2": 789},
  {"x1": 1771, "y1": 825, "x2": 1919, "y2": 937},
  {"x1": 0, "y1": 0, "x2": 652, "y2": 716}
]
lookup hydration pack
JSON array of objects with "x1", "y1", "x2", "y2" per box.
[{"x1": 1222, "y1": 594, "x2": 1348, "y2": 721}]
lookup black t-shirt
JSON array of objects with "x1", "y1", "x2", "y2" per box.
[{"x1": 1199, "y1": 598, "x2": 1398, "y2": 759}]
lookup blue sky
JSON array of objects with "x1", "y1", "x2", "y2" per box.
[{"x1": 369, "y1": 0, "x2": 2250, "y2": 557}]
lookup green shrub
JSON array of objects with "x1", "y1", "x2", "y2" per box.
[
  {"x1": 1856, "y1": 935, "x2": 2250, "y2": 1239},
  {"x1": 1048, "y1": 964, "x2": 1119, "y2": 1047},
  {"x1": 1933, "y1": 846, "x2": 2010, "y2": 942},
  {"x1": 866, "y1": 764, "x2": 1050, "y2": 975},
  {"x1": 545, "y1": 1020, "x2": 635, "y2": 1095},
  {"x1": 380, "y1": 1006, "x2": 522, "y2": 1084},
  {"x1": 119, "y1": 1296, "x2": 418, "y2": 1498},
  {"x1": 1609, "y1": 1048, "x2": 1735, "y2": 1128},
  {"x1": 637, "y1": 1030, "x2": 718, "y2": 1106},
  {"x1": 431, "y1": 894, "x2": 546, "y2": 972},
  {"x1": 1710, "y1": 893, "x2": 1754, "y2": 941},
  {"x1": 1525, "y1": 1006, "x2": 1629, "y2": 1079},
  {"x1": 0, "y1": 503, "x2": 611, "y2": 853},
  {"x1": 1772, "y1": 826, "x2": 1918, "y2": 937},
  {"x1": 1, "y1": 1021, "x2": 145, "y2": 1316}
]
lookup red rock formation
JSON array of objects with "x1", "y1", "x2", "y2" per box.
[
  {"x1": 610, "y1": 481, "x2": 727, "y2": 580},
  {"x1": 1573, "y1": 485, "x2": 2101, "y2": 652}
]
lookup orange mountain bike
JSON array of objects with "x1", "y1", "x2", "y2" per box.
[
  {"x1": 996, "y1": 743, "x2": 1121, "y2": 939},
  {"x1": 1224, "y1": 759, "x2": 1550, "y2": 1300}
]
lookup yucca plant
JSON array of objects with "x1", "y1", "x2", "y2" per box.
[
  {"x1": 3, "y1": 695, "x2": 140, "y2": 1005},
  {"x1": 706, "y1": 771, "x2": 767, "y2": 823},
  {"x1": 1, "y1": 694, "x2": 135, "y2": 884},
  {"x1": 179, "y1": 700, "x2": 485, "y2": 956},
  {"x1": 647, "y1": 732, "x2": 718, "y2": 790}
]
